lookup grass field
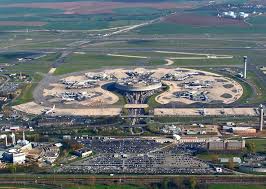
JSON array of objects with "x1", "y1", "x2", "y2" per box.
[
  {"x1": 103, "y1": 39, "x2": 260, "y2": 49},
  {"x1": 232, "y1": 76, "x2": 254, "y2": 104},
  {"x1": 0, "y1": 184, "x2": 54, "y2": 189},
  {"x1": 246, "y1": 139, "x2": 266, "y2": 153},
  {"x1": 66, "y1": 184, "x2": 146, "y2": 189},
  {"x1": 53, "y1": 49, "x2": 244, "y2": 75},
  {"x1": 0, "y1": 52, "x2": 39, "y2": 64},
  {"x1": 0, "y1": 0, "x2": 253, "y2": 33},
  {"x1": 0, "y1": 6, "x2": 165, "y2": 31},
  {"x1": 54, "y1": 53, "x2": 161, "y2": 75},
  {"x1": 137, "y1": 18, "x2": 266, "y2": 35},
  {"x1": 12, "y1": 73, "x2": 43, "y2": 105},
  {"x1": 208, "y1": 184, "x2": 266, "y2": 189},
  {"x1": 5, "y1": 53, "x2": 59, "y2": 74},
  {"x1": 197, "y1": 152, "x2": 242, "y2": 161},
  {"x1": 247, "y1": 72, "x2": 266, "y2": 104}
]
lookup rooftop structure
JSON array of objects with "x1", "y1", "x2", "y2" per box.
[
  {"x1": 3, "y1": 149, "x2": 26, "y2": 164},
  {"x1": 207, "y1": 140, "x2": 245, "y2": 151},
  {"x1": 73, "y1": 148, "x2": 92, "y2": 158},
  {"x1": 60, "y1": 79, "x2": 98, "y2": 89}
]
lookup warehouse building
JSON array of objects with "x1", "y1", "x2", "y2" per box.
[{"x1": 208, "y1": 140, "x2": 245, "y2": 151}]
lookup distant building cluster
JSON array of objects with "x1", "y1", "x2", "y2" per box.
[
  {"x1": 161, "y1": 124, "x2": 218, "y2": 136},
  {"x1": 0, "y1": 132, "x2": 61, "y2": 165},
  {"x1": 218, "y1": 11, "x2": 249, "y2": 19},
  {"x1": 115, "y1": 71, "x2": 162, "y2": 92}
]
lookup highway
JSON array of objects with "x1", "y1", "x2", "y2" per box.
[{"x1": 0, "y1": 174, "x2": 265, "y2": 187}]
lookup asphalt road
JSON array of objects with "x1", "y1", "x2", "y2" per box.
[{"x1": 0, "y1": 174, "x2": 265, "y2": 187}]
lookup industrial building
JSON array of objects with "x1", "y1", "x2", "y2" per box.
[
  {"x1": 222, "y1": 125, "x2": 257, "y2": 135},
  {"x1": 207, "y1": 140, "x2": 245, "y2": 151},
  {"x1": 2, "y1": 149, "x2": 26, "y2": 164},
  {"x1": 219, "y1": 157, "x2": 242, "y2": 164},
  {"x1": 73, "y1": 148, "x2": 93, "y2": 158}
]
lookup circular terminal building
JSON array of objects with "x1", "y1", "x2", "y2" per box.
[{"x1": 114, "y1": 71, "x2": 162, "y2": 92}]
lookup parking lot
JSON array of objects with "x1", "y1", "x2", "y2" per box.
[{"x1": 59, "y1": 137, "x2": 215, "y2": 174}]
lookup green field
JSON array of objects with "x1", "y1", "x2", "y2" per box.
[
  {"x1": 103, "y1": 39, "x2": 260, "y2": 49},
  {"x1": 197, "y1": 152, "x2": 242, "y2": 161},
  {"x1": 12, "y1": 73, "x2": 43, "y2": 105},
  {"x1": 0, "y1": 0, "x2": 254, "y2": 33},
  {"x1": 246, "y1": 139, "x2": 266, "y2": 153},
  {"x1": 137, "y1": 18, "x2": 266, "y2": 35},
  {"x1": 66, "y1": 184, "x2": 146, "y2": 189},
  {"x1": 4, "y1": 53, "x2": 60, "y2": 74},
  {"x1": 247, "y1": 72, "x2": 266, "y2": 103},
  {"x1": 0, "y1": 184, "x2": 54, "y2": 189},
  {"x1": 0, "y1": 6, "x2": 165, "y2": 31},
  {"x1": 54, "y1": 50, "x2": 244, "y2": 75},
  {"x1": 54, "y1": 53, "x2": 161, "y2": 75},
  {"x1": 209, "y1": 184, "x2": 266, "y2": 189},
  {"x1": 0, "y1": 52, "x2": 38, "y2": 64}
]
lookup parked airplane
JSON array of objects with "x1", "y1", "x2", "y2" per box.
[{"x1": 42, "y1": 105, "x2": 55, "y2": 115}]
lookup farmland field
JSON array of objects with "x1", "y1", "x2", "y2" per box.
[
  {"x1": 0, "y1": 0, "x2": 196, "y2": 31},
  {"x1": 0, "y1": 0, "x2": 265, "y2": 107},
  {"x1": 137, "y1": 21, "x2": 266, "y2": 35},
  {"x1": 164, "y1": 13, "x2": 247, "y2": 27}
]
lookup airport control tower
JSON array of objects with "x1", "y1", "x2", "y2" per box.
[
  {"x1": 243, "y1": 56, "x2": 248, "y2": 79},
  {"x1": 259, "y1": 104, "x2": 264, "y2": 131}
]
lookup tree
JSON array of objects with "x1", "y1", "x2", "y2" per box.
[
  {"x1": 7, "y1": 164, "x2": 17, "y2": 174},
  {"x1": 211, "y1": 154, "x2": 219, "y2": 163},
  {"x1": 227, "y1": 158, "x2": 235, "y2": 170},
  {"x1": 162, "y1": 177, "x2": 170, "y2": 189},
  {"x1": 173, "y1": 177, "x2": 185, "y2": 189},
  {"x1": 188, "y1": 177, "x2": 197, "y2": 189},
  {"x1": 246, "y1": 142, "x2": 256, "y2": 153}
]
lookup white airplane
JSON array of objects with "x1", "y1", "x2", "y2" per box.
[
  {"x1": 42, "y1": 105, "x2": 55, "y2": 115},
  {"x1": 62, "y1": 97, "x2": 75, "y2": 102}
]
